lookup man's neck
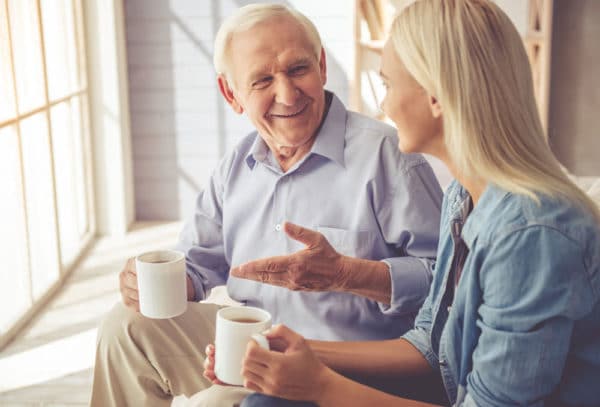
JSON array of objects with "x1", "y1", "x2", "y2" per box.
[
  {"x1": 271, "y1": 91, "x2": 334, "y2": 173},
  {"x1": 272, "y1": 142, "x2": 316, "y2": 172}
]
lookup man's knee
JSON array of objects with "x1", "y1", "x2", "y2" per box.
[
  {"x1": 96, "y1": 302, "x2": 148, "y2": 349},
  {"x1": 95, "y1": 301, "x2": 219, "y2": 365},
  {"x1": 241, "y1": 394, "x2": 317, "y2": 407}
]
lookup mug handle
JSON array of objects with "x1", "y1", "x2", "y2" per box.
[{"x1": 250, "y1": 333, "x2": 270, "y2": 350}]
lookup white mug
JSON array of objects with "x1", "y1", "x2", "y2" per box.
[
  {"x1": 136, "y1": 250, "x2": 187, "y2": 319},
  {"x1": 214, "y1": 306, "x2": 271, "y2": 385}
]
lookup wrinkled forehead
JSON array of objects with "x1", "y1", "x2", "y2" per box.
[
  {"x1": 229, "y1": 17, "x2": 315, "y2": 58},
  {"x1": 228, "y1": 17, "x2": 317, "y2": 79}
]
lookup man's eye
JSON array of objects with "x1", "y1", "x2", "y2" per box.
[
  {"x1": 289, "y1": 65, "x2": 308, "y2": 75},
  {"x1": 252, "y1": 77, "x2": 272, "y2": 89}
]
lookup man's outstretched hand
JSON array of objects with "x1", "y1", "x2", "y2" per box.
[{"x1": 230, "y1": 222, "x2": 349, "y2": 292}]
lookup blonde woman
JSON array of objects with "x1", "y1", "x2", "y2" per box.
[{"x1": 219, "y1": 0, "x2": 600, "y2": 406}]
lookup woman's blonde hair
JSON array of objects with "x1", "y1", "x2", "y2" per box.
[
  {"x1": 391, "y1": 0, "x2": 599, "y2": 220},
  {"x1": 213, "y1": 4, "x2": 322, "y2": 78}
]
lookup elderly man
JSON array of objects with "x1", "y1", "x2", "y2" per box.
[{"x1": 90, "y1": 3, "x2": 442, "y2": 407}]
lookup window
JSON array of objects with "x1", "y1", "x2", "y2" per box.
[{"x1": 0, "y1": 0, "x2": 94, "y2": 341}]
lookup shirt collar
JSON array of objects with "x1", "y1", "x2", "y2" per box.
[
  {"x1": 460, "y1": 183, "x2": 510, "y2": 248},
  {"x1": 245, "y1": 91, "x2": 347, "y2": 170}
]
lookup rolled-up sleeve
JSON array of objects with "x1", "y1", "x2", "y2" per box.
[
  {"x1": 401, "y1": 259, "x2": 440, "y2": 372},
  {"x1": 402, "y1": 326, "x2": 440, "y2": 372},
  {"x1": 377, "y1": 158, "x2": 443, "y2": 315}
]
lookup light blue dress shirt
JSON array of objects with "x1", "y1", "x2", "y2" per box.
[
  {"x1": 176, "y1": 93, "x2": 443, "y2": 341},
  {"x1": 403, "y1": 181, "x2": 600, "y2": 406}
]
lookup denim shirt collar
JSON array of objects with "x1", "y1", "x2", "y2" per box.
[
  {"x1": 245, "y1": 91, "x2": 347, "y2": 170},
  {"x1": 451, "y1": 183, "x2": 510, "y2": 249}
]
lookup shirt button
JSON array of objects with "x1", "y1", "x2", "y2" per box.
[
  {"x1": 275, "y1": 224, "x2": 282, "y2": 231},
  {"x1": 439, "y1": 359, "x2": 447, "y2": 366}
]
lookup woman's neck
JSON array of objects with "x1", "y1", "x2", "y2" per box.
[
  {"x1": 457, "y1": 176, "x2": 487, "y2": 205},
  {"x1": 439, "y1": 154, "x2": 487, "y2": 205}
]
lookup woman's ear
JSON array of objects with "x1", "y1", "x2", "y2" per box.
[
  {"x1": 429, "y1": 95, "x2": 442, "y2": 118},
  {"x1": 218, "y1": 75, "x2": 244, "y2": 114}
]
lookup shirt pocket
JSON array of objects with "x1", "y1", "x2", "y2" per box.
[{"x1": 316, "y1": 226, "x2": 377, "y2": 258}]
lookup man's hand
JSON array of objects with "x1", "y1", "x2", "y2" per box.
[
  {"x1": 230, "y1": 222, "x2": 349, "y2": 292},
  {"x1": 119, "y1": 258, "x2": 140, "y2": 311}
]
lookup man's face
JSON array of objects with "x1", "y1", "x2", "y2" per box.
[{"x1": 219, "y1": 16, "x2": 327, "y2": 150}]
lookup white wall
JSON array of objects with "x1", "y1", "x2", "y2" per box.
[
  {"x1": 549, "y1": 0, "x2": 600, "y2": 175},
  {"x1": 125, "y1": 0, "x2": 354, "y2": 220}
]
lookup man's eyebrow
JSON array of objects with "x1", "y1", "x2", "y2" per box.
[
  {"x1": 379, "y1": 70, "x2": 389, "y2": 79},
  {"x1": 288, "y1": 57, "x2": 312, "y2": 67}
]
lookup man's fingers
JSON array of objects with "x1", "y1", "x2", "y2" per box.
[
  {"x1": 122, "y1": 295, "x2": 140, "y2": 312},
  {"x1": 231, "y1": 256, "x2": 291, "y2": 279},
  {"x1": 283, "y1": 222, "x2": 321, "y2": 247},
  {"x1": 122, "y1": 286, "x2": 139, "y2": 301},
  {"x1": 125, "y1": 257, "x2": 136, "y2": 273},
  {"x1": 120, "y1": 261, "x2": 140, "y2": 312},
  {"x1": 125, "y1": 271, "x2": 138, "y2": 289}
]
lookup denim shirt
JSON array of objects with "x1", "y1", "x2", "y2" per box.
[{"x1": 403, "y1": 181, "x2": 600, "y2": 406}]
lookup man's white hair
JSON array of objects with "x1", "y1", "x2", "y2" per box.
[{"x1": 213, "y1": 3, "x2": 323, "y2": 78}]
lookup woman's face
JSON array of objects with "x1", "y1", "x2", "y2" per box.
[{"x1": 379, "y1": 40, "x2": 444, "y2": 157}]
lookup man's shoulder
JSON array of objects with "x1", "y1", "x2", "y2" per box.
[
  {"x1": 217, "y1": 131, "x2": 260, "y2": 164},
  {"x1": 344, "y1": 111, "x2": 428, "y2": 171},
  {"x1": 343, "y1": 110, "x2": 398, "y2": 154},
  {"x1": 345, "y1": 110, "x2": 397, "y2": 139},
  {"x1": 211, "y1": 130, "x2": 260, "y2": 180},
  {"x1": 229, "y1": 130, "x2": 260, "y2": 156}
]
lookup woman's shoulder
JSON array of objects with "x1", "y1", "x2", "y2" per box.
[
  {"x1": 474, "y1": 187, "x2": 600, "y2": 275},
  {"x1": 487, "y1": 189, "x2": 597, "y2": 240}
]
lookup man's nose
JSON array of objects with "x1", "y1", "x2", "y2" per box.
[{"x1": 273, "y1": 77, "x2": 299, "y2": 106}]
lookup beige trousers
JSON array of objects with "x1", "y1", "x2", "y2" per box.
[{"x1": 90, "y1": 302, "x2": 252, "y2": 407}]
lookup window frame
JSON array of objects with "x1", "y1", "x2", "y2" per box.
[{"x1": 0, "y1": 0, "x2": 97, "y2": 349}]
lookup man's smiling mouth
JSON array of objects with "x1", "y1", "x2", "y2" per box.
[{"x1": 269, "y1": 103, "x2": 308, "y2": 118}]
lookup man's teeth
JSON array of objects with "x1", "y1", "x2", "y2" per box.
[{"x1": 272, "y1": 105, "x2": 306, "y2": 117}]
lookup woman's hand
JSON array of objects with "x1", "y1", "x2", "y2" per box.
[
  {"x1": 202, "y1": 344, "x2": 226, "y2": 385},
  {"x1": 241, "y1": 325, "x2": 334, "y2": 402}
]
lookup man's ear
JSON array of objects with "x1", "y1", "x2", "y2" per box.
[
  {"x1": 430, "y1": 95, "x2": 442, "y2": 118},
  {"x1": 217, "y1": 74, "x2": 243, "y2": 114},
  {"x1": 318, "y1": 47, "x2": 327, "y2": 86}
]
